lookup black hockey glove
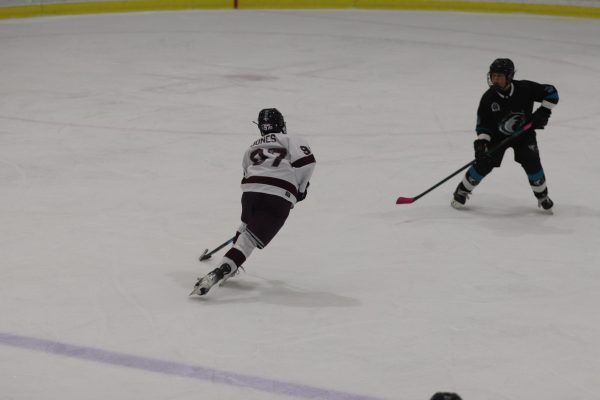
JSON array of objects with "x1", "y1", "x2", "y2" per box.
[
  {"x1": 473, "y1": 139, "x2": 490, "y2": 162},
  {"x1": 531, "y1": 107, "x2": 551, "y2": 130},
  {"x1": 297, "y1": 182, "x2": 310, "y2": 202},
  {"x1": 297, "y1": 191, "x2": 307, "y2": 202}
]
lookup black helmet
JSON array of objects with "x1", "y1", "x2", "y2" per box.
[
  {"x1": 257, "y1": 108, "x2": 286, "y2": 136},
  {"x1": 487, "y1": 58, "x2": 515, "y2": 86},
  {"x1": 430, "y1": 393, "x2": 462, "y2": 400}
]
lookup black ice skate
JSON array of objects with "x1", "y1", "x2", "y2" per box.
[
  {"x1": 538, "y1": 196, "x2": 554, "y2": 211},
  {"x1": 190, "y1": 263, "x2": 233, "y2": 296},
  {"x1": 451, "y1": 187, "x2": 470, "y2": 209}
]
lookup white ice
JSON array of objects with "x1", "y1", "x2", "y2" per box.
[{"x1": 1, "y1": 9, "x2": 600, "y2": 400}]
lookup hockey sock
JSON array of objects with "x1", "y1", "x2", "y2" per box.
[
  {"x1": 527, "y1": 169, "x2": 548, "y2": 199},
  {"x1": 233, "y1": 222, "x2": 247, "y2": 244},
  {"x1": 460, "y1": 166, "x2": 485, "y2": 192},
  {"x1": 222, "y1": 230, "x2": 260, "y2": 271}
]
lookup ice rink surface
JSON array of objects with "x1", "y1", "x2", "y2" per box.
[{"x1": 1, "y1": 9, "x2": 599, "y2": 400}]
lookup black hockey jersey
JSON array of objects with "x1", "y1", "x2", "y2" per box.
[{"x1": 476, "y1": 80, "x2": 558, "y2": 140}]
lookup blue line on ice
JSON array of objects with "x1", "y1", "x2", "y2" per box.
[{"x1": 0, "y1": 332, "x2": 385, "y2": 400}]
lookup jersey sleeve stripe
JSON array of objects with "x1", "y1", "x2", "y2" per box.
[
  {"x1": 241, "y1": 176, "x2": 298, "y2": 197},
  {"x1": 291, "y1": 154, "x2": 316, "y2": 168},
  {"x1": 541, "y1": 100, "x2": 556, "y2": 109}
]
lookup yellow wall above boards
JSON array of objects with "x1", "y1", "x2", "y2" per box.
[{"x1": 1, "y1": 0, "x2": 599, "y2": 19}]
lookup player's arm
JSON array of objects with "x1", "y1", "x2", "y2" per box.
[
  {"x1": 475, "y1": 94, "x2": 495, "y2": 140},
  {"x1": 241, "y1": 146, "x2": 252, "y2": 179},
  {"x1": 289, "y1": 138, "x2": 316, "y2": 201},
  {"x1": 530, "y1": 81, "x2": 559, "y2": 129},
  {"x1": 474, "y1": 96, "x2": 493, "y2": 160}
]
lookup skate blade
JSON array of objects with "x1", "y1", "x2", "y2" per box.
[
  {"x1": 189, "y1": 287, "x2": 207, "y2": 296},
  {"x1": 451, "y1": 200, "x2": 466, "y2": 209},
  {"x1": 219, "y1": 278, "x2": 230, "y2": 287},
  {"x1": 189, "y1": 283, "x2": 208, "y2": 296},
  {"x1": 199, "y1": 249, "x2": 211, "y2": 261}
]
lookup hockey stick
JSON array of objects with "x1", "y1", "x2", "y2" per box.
[
  {"x1": 396, "y1": 122, "x2": 533, "y2": 205},
  {"x1": 199, "y1": 237, "x2": 235, "y2": 261}
]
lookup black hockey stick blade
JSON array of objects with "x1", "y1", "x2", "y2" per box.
[
  {"x1": 198, "y1": 236, "x2": 235, "y2": 262},
  {"x1": 199, "y1": 249, "x2": 211, "y2": 261}
]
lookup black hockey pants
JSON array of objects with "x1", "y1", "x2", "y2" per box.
[
  {"x1": 473, "y1": 132, "x2": 544, "y2": 178},
  {"x1": 240, "y1": 192, "x2": 291, "y2": 248}
]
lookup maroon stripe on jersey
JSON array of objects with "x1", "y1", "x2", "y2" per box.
[
  {"x1": 224, "y1": 248, "x2": 246, "y2": 267},
  {"x1": 241, "y1": 176, "x2": 298, "y2": 197},
  {"x1": 291, "y1": 154, "x2": 316, "y2": 168}
]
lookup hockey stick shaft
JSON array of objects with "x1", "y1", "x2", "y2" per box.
[
  {"x1": 396, "y1": 122, "x2": 533, "y2": 205},
  {"x1": 199, "y1": 236, "x2": 235, "y2": 261}
]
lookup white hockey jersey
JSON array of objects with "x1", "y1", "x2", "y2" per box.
[{"x1": 241, "y1": 132, "x2": 315, "y2": 206}]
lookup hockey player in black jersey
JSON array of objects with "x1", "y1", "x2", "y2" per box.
[
  {"x1": 451, "y1": 58, "x2": 558, "y2": 211},
  {"x1": 191, "y1": 108, "x2": 316, "y2": 296}
]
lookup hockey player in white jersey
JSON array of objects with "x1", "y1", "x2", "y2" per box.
[{"x1": 191, "y1": 108, "x2": 316, "y2": 296}]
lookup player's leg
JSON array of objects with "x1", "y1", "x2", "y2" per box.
[
  {"x1": 192, "y1": 193, "x2": 259, "y2": 295},
  {"x1": 191, "y1": 193, "x2": 291, "y2": 295},
  {"x1": 514, "y1": 135, "x2": 553, "y2": 210},
  {"x1": 452, "y1": 148, "x2": 504, "y2": 208}
]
